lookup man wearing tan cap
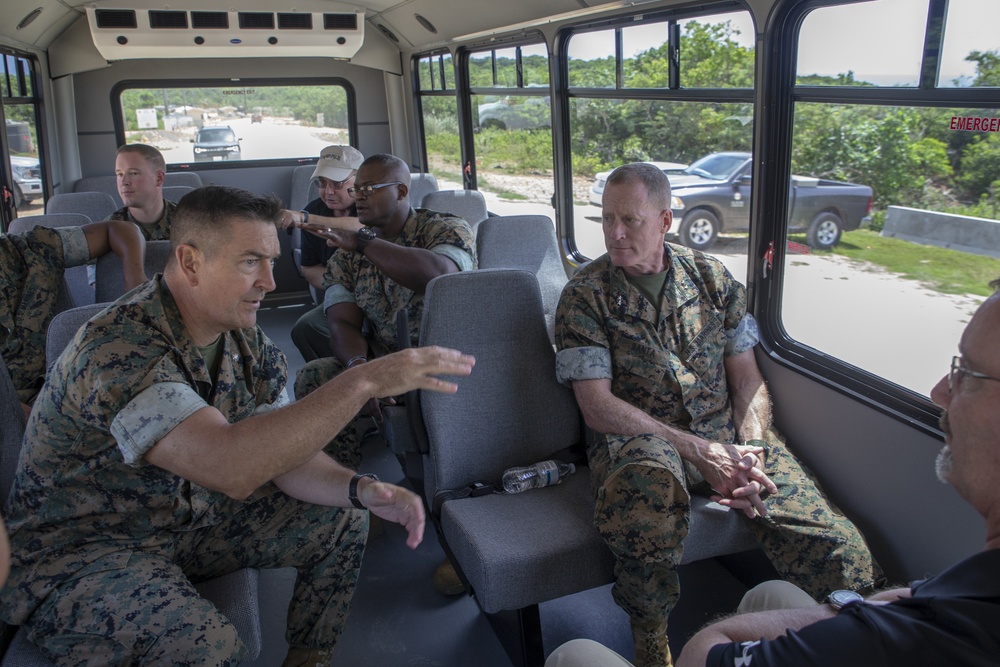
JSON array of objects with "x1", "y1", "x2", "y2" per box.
[{"x1": 281, "y1": 145, "x2": 364, "y2": 361}]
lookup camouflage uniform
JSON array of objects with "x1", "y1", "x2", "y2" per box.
[
  {"x1": 0, "y1": 277, "x2": 368, "y2": 665},
  {"x1": 0, "y1": 226, "x2": 90, "y2": 404},
  {"x1": 555, "y1": 245, "x2": 881, "y2": 635},
  {"x1": 107, "y1": 198, "x2": 176, "y2": 240},
  {"x1": 294, "y1": 207, "x2": 476, "y2": 467}
]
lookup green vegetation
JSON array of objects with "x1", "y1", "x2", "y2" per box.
[{"x1": 790, "y1": 230, "x2": 1000, "y2": 297}]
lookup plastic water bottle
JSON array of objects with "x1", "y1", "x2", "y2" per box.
[{"x1": 502, "y1": 460, "x2": 576, "y2": 494}]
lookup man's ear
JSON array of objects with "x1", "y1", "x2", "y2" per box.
[
  {"x1": 662, "y1": 209, "x2": 674, "y2": 234},
  {"x1": 174, "y1": 243, "x2": 202, "y2": 286},
  {"x1": 397, "y1": 183, "x2": 409, "y2": 202},
  {"x1": 155, "y1": 169, "x2": 166, "y2": 188}
]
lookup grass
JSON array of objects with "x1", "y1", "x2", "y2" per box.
[{"x1": 789, "y1": 229, "x2": 1000, "y2": 297}]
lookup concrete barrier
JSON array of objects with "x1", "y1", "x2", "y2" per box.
[{"x1": 881, "y1": 205, "x2": 1000, "y2": 259}]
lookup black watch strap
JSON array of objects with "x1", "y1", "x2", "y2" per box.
[{"x1": 349, "y1": 472, "x2": 379, "y2": 509}]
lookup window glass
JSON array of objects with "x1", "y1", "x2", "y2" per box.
[
  {"x1": 521, "y1": 44, "x2": 550, "y2": 87},
  {"x1": 2, "y1": 52, "x2": 44, "y2": 217},
  {"x1": 566, "y1": 13, "x2": 754, "y2": 262},
  {"x1": 939, "y1": 0, "x2": 1000, "y2": 87},
  {"x1": 420, "y1": 95, "x2": 462, "y2": 188},
  {"x1": 568, "y1": 29, "x2": 615, "y2": 88},
  {"x1": 797, "y1": 0, "x2": 926, "y2": 86},
  {"x1": 117, "y1": 84, "x2": 350, "y2": 165},
  {"x1": 418, "y1": 53, "x2": 454, "y2": 91},
  {"x1": 785, "y1": 47, "x2": 1000, "y2": 395}
]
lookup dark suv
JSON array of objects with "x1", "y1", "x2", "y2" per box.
[{"x1": 192, "y1": 125, "x2": 241, "y2": 162}]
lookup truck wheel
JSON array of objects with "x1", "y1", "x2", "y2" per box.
[
  {"x1": 679, "y1": 209, "x2": 719, "y2": 251},
  {"x1": 480, "y1": 119, "x2": 505, "y2": 130},
  {"x1": 12, "y1": 183, "x2": 25, "y2": 208},
  {"x1": 807, "y1": 212, "x2": 842, "y2": 249}
]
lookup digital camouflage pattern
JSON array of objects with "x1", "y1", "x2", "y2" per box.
[
  {"x1": 0, "y1": 226, "x2": 90, "y2": 404},
  {"x1": 0, "y1": 277, "x2": 367, "y2": 664},
  {"x1": 295, "y1": 208, "x2": 476, "y2": 466},
  {"x1": 107, "y1": 198, "x2": 175, "y2": 240},
  {"x1": 555, "y1": 245, "x2": 881, "y2": 632}
]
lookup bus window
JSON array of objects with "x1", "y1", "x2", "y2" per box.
[
  {"x1": 1, "y1": 50, "x2": 45, "y2": 218},
  {"x1": 416, "y1": 52, "x2": 460, "y2": 189},
  {"x1": 781, "y1": 0, "x2": 1000, "y2": 397},
  {"x1": 565, "y1": 11, "x2": 754, "y2": 261},
  {"x1": 939, "y1": 0, "x2": 1000, "y2": 88},
  {"x1": 115, "y1": 82, "x2": 350, "y2": 166}
]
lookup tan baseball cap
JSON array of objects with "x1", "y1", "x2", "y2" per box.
[{"x1": 311, "y1": 145, "x2": 364, "y2": 182}]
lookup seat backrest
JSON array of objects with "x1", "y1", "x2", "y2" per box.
[
  {"x1": 0, "y1": 353, "x2": 27, "y2": 503},
  {"x1": 73, "y1": 172, "x2": 203, "y2": 209},
  {"x1": 289, "y1": 165, "x2": 318, "y2": 211},
  {"x1": 45, "y1": 303, "x2": 108, "y2": 369},
  {"x1": 94, "y1": 240, "x2": 171, "y2": 303},
  {"x1": 421, "y1": 190, "x2": 489, "y2": 235},
  {"x1": 45, "y1": 191, "x2": 118, "y2": 223},
  {"x1": 476, "y1": 215, "x2": 568, "y2": 343},
  {"x1": 8, "y1": 213, "x2": 95, "y2": 309},
  {"x1": 73, "y1": 175, "x2": 122, "y2": 208},
  {"x1": 409, "y1": 172, "x2": 439, "y2": 207},
  {"x1": 162, "y1": 185, "x2": 194, "y2": 203},
  {"x1": 419, "y1": 269, "x2": 582, "y2": 507}
]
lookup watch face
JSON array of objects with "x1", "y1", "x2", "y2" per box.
[
  {"x1": 828, "y1": 590, "x2": 864, "y2": 609},
  {"x1": 359, "y1": 226, "x2": 377, "y2": 240}
]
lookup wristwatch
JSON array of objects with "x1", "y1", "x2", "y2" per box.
[
  {"x1": 349, "y1": 472, "x2": 379, "y2": 509},
  {"x1": 827, "y1": 589, "x2": 864, "y2": 610},
  {"x1": 355, "y1": 226, "x2": 377, "y2": 254}
]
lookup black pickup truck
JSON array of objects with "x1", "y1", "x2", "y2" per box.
[{"x1": 667, "y1": 152, "x2": 873, "y2": 251}]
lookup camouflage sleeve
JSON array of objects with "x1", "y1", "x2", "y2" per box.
[
  {"x1": 322, "y1": 283, "x2": 355, "y2": 311},
  {"x1": 321, "y1": 245, "x2": 355, "y2": 294},
  {"x1": 725, "y1": 313, "x2": 760, "y2": 356},
  {"x1": 432, "y1": 244, "x2": 475, "y2": 271},
  {"x1": 54, "y1": 227, "x2": 90, "y2": 267},
  {"x1": 110, "y1": 381, "x2": 208, "y2": 465},
  {"x1": 418, "y1": 213, "x2": 477, "y2": 269},
  {"x1": 252, "y1": 329, "x2": 289, "y2": 406},
  {"x1": 554, "y1": 277, "x2": 613, "y2": 385}
]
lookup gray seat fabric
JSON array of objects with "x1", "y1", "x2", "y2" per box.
[
  {"x1": 289, "y1": 165, "x2": 318, "y2": 211},
  {"x1": 8, "y1": 214, "x2": 95, "y2": 309},
  {"x1": 73, "y1": 172, "x2": 203, "y2": 209},
  {"x1": 94, "y1": 240, "x2": 172, "y2": 303},
  {"x1": 0, "y1": 307, "x2": 264, "y2": 666},
  {"x1": 44, "y1": 192, "x2": 117, "y2": 223},
  {"x1": 416, "y1": 269, "x2": 759, "y2": 661},
  {"x1": 409, "y1": 172, "x2": 439, "y2": 207},
  {"x1": 421, "y1": 189, "x2": 489, "y2": 235},
  {"x1": 476, "y1": 215, "x2": 568, "y2": 343},
  {"x1": 162, "y1": 185, "x2": 194, "y2": 203}
]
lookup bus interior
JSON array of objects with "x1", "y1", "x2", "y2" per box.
[{"x1": 0, "y1": 0, "x2": 998, "y2": 664}]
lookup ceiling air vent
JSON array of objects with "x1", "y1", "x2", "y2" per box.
[
  {"x1": 191, "y1": 11, "x2": 228, "y2": 29},
  {"x1": 86, "y1": 7, "x2": 364, "y2": 60},
  {"x1": 238, "y1": 12, "x2": 275, "y2": 29},
  {"x1": 278, "y1": 13, "x2": 312, "y2": 30},
  {"x1": 95, "y1": 9, "x2": 137, "y2": 29},
  {"x1": 324, "y1": 14, "x2": 358, "y2": 31},
  {"x1": 149, "y1": 11, "x2": 188, "y2": 29},
  {"x1": 375, "y1": 24, "x2": 399, "y2": 43}
]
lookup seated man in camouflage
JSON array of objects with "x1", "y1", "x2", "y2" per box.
[
  {"x1": 0, "y1": 186, "x2": 475, "y2": 666},
  {"x1": 293, "y1": 153, "x2": 476, "y2": 469},
  {"x1": 1, "y1": 218, "x2": 146, "y2": 416},
  {"x1": 554, "y1": 163, "x2": 881, "y2": 667},
  {"x1": 108, "y1": 143, "x2": 175, "y2": 240}
]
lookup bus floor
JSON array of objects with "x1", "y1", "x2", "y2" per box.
[{"x1": 251, "y1": 298, "x2": 770, "y2": 666}]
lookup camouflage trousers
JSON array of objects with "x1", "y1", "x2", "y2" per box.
[
  {"x1": 589, "y1": 430, "x2": 882, "y2": 629},
  {"x1": 24, "y1": 487, "x2": 368, "y2": 666},
  {"x1": 1, "y1": 228, "x2": 67, "y2": 405},
  {"x1": 295, "y1": 355, "x2": 363, "y2": 469}
]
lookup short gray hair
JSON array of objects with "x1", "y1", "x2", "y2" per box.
[{"x1": 605, "y1": 163, "x2": 671, "y2": 210}]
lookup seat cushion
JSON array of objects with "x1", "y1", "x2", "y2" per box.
[{"x1": 441, "y1": 472, "x2": 760, "y2": 614}]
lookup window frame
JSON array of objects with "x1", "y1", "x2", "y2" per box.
[{"x1": 110, "y1": 77, "x2": 357, "y2": 172}]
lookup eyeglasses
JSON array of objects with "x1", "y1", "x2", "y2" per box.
[
  {"x1": 313, "y1": 177, "x2": 353, "y2": 191},
  {"x1": 347, "y1": 181, "x2": 403, "y2": 198},
  {"x1": 949, "y1": 355, "x2": 1000, "y2": 392}
]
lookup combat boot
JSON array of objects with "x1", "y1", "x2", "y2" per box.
[
  {"x1": 281, "y1": 646, "x2": 333, "y2": 667},
  {"x1": 631, "y1": 620, "x2": 673, "y2": 667}
]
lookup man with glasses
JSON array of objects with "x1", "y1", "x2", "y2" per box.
[
  {"x1": 547, "y1": 277, "x2": 1000, "y2": 667},
  {"x1": 280, "y1": 145, "x2": 364, "y2": 361},
  {"x1": 293, "y1": 153, "x2": 476, "y2": 470}
]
